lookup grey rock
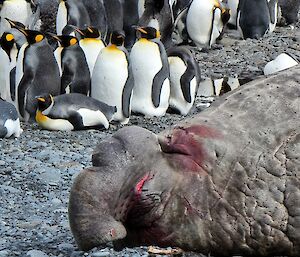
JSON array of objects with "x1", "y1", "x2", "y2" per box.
[
  {"x1": 91, "y1": 251, "x2": 110, "y2": 257},
  {"x1": 26, "y1": 250, "x2": 49, "y2": 257},
  {"x1": 0, "y1": 250, "x2": 10, "y2": 257}
]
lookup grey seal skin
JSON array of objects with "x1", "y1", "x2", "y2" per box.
[{"x1": 69, "y1": 66, "x2": 300, "y2": 255}]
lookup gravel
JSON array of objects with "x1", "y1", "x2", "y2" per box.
[{"x1": 1, "y1": 21, "x2": 300, "y2": 256}]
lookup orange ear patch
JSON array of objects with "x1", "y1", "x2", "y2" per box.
[
  {"x1": 70, "y1": 38, "x2": 77, "y2": 45},
  {"x1": 35, "y1": 34, "x2": 44, "y2": 43},
  {"x1": 6, "y1": 34, "x2": 14, "y2": 42}
]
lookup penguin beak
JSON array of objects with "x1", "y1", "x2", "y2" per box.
[
  {"x1": 46, "y1": 32, "x2": 62, "y2": 42},
  {"x1": 36, "y1": 97, "x2": 45, "y2": 102},
  {"x1": 68, "y1": 25, "x2": 85, "y2": 36},
  {"x1": 135, "y1": 27, "x2": 148, "y2": 34}
]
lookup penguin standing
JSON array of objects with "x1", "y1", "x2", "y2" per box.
[
  {"x1": 138, "y1": 0, "x2": 174, "y2": 48},
  {"x1": 56, "y1": 0, "x2": 91, "y2": 35},
  {"x1": 13, "y1": 27, "x2": 61, "y2": 121},
  {"x1": 227, "y1": 0, "x2": 239, "y2": 29},
  {"x1": 0, "y1": 0, "x2": 39, "y2": 35},
  {"x1": 278, "y1": 0, "x2": 300, "y2": 25},
  {"x1": 186, "y1": 0, "x2": 230, "y2": 48},
  {"x1": 130, "y1": 26, "x2": 170, "y2": 117},
  {"x1": 103, "y1": 0, "x2": 124, "y2": 39},
  {"x1": 72, "y1": 26, "x2": 105, "y2": 76},
  {"x1": 81, "y1": 0, "x2": 108, "y2": 39},
  {"x1": 237, "y1": 0, "x2": 277, "y2": 39},
  {"x1": 0, "y1": 98, "x2": 23, "y2": 138},
  {"x1": 91, "y1": 31, "x2": 134, "y2": 124},
  {"x1": 167, "y1": 46, "x2": 201, "y2": 115},
  {"x1": 51, "y1": 34, "x2": 91, "y2": 95},
  {"x1": 0, "y1": 32, "x2": 17, "y2": 103},
  {"x1": 35, "y1": 93, "x2": 116, "y2": 131}
]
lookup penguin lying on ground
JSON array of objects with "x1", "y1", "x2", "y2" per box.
[
  {"x1": 130, "y1": 26, "x2": 170, "y2": 117},
  {"x1": 51, "y1": 34, "x2": 91, "y2": 95},
  {"x1": 167, "y1": 45, "x2": 201, "y2": 115},
  {"x1": 35, "y1": 93, "x2": 116, "y2": 131},
  {"x1": 0, "y1": 98, "x2": 23, "y2": 138},
  {"x1": 91, "y1": 31, "x2": 134, "y2": 124}
]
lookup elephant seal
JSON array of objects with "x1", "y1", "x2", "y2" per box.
[{"x1": 69, "y1": 66, "x2": 300, "y2": 255}]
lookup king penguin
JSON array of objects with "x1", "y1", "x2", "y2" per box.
[
  {"x1": 35, "y1": 93, "x2": 116, "y2": 131},
  {"x1": 91, "y1": 31, "x2": 134, "y2": 124},
  {"x1": 12, "y1": 27, "x2": 61, "y2": 121},
  {"x1": 0, "y1": 0, "x2": 39, "y2": 35},
  {"x1": 72, "y1": 26, "x2": 105, "y2": 76},
  {"x1": 56, "y1": 0, "x2": 91, "y2": 35},
  {"x1": 237, "y1": 0, "x2": 277, "y2": 39},
  {"x1": 167, "y1": 46, "x2": 201, "y2": 115},
  {"x1": 51, "y1": 34, "x2": 91, "y2": 95},
  {"x1": 0, "y1": 32, "x2": 18, "y2": 104},
  {"x1": 186, "y1": 0, "x2": 230, "y2": 48},
  {"x1": 130, "y1": 26, "x2": 170, "y2": 117},
  {"x1": 0, "y1": 97, "x2": 23, "y2": 138}
]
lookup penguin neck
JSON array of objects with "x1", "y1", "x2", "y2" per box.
[
  {"x1": 106, "y1": 44, "x2": 120, "y2": 51},
  {"x1": 138, "y1": 38, "x2": 151, "y2": 43},
  {"x1": 36, "y1": 110, "x2": 48, "y2": 123}
]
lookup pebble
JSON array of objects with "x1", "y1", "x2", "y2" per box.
[
  {"x1": 91, "y1": 251, "x2": 110, "y2": 257},
  {"x1": 26, "y1": 250, "x2": 49, "y2": 257},
  {"x1": 0, "y1": 250, "x2": 10, "y2": 257}
]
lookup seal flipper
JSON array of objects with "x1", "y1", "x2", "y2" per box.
[{"x1": 152, "y1": 40, "x2": 170, "y2": 108}]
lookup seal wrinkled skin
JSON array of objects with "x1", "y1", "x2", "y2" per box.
[{"x1": 69, "y1": 67, "x2": 300, "y2": 256}]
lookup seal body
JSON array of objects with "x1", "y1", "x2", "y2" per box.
[
  {"x1": 130, "y1": 27, "x2": 170, "y2": 117},
  {"x1": 69, "y1": 66, "x2": 300, "y2": 255},
  {"x1": 35, "y1": 93, "x2": 116, "y2": 131},
  {"x1": 167, "y1": 46, "x2": 200, "y2": 115},
  {"x1": 0, "y1": 98, "x2": 22, "y2": 138}
]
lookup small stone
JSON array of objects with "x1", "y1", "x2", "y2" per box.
[
  {"x1": 58, "y1": 243, "x2": 75, "y2": 251},
  {"x1": 26, "y1": 250, "x2": 49, "y2": 257},
  {"x1": 91, "y1": 251, "x2": 110, "y2": 257},
  {"x1": 0, "y1": 250, "x2": 10, "y2": 257},
  {"x1": 51, "y1": 198, "x2": 62, "y2": 206},
  {"x1": 0, "y1": 161, "x2": 5, "y2": 166}
]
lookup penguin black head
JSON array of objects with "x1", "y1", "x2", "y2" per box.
[
  {"x1": 135, "y1": 26, "x2": 160, "y2": 40},
  {"x1": 5, "y1": 18, "x2": 26, "y2": 30},
  {"x1": 110, "y1": 31, "x2": 125, "y2": 46},
  {"x1": 50, "y1": 34, "x2": 79, "y2": 47},
  {"x1": 36, "y1": 94, "x2": 54, "y2": 112},
  {"x1": 0, "y1": 32, "x2": 15, "y2": 58},
  {"x1": 73, "y1": 26, "x2": 101, "y2": 39},
  {"x1": 16, "y1": 29, "x2": 45, "y2": 45}
]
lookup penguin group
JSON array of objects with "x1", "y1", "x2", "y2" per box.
[{"x1": 0, "y1": 0, "x2": 298, "y2": 136}]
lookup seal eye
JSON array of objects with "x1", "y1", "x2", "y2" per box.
[
  {"x1": 6, "y1": 34, "x2": 14, "y2": 42},
  {"x1": 35, "y1": 34, "x2": 44, "y2": 43}
]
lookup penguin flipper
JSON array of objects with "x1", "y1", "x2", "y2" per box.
[
  {"x1": 180, "y1": 60, "x2": 197, "y2": 103},
  {"x1": 0, "y1": 126, "x2": 8, "y2": 138},
  {"x1": 10, "y1": 67, "x2": 16, "y2": 101},
  {"x1": 18, "y1": 72, "x2": 33, "y2": 118},
  {"x1": 122, "y1": 50, "x2": 134, "y2": 118},
  {"x1": 267, "y1": 0, "x2": 277, "y2": 24},
  {"x1": 67, "y1": 111, "x2": 84, "y2": 130},
  {"x1": 152, "y1": 40, "x2": 170, "y2": 108},
  {"x1": 60, "y1": 69, "x2": 74, "y2": 94}
]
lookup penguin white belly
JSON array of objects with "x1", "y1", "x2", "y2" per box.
[
  {"x1": 0, "y1": 50, "x2": 10, "y2": 101},
  {"x1": 268, "y1": 1, "x2": 278, "y2": 34},
  {"x1": 54, "y1": 47, "x2": 63, "y2": 76},
  {"x1": 138, "y1": 0, "x2": 146, "y2": 18},
  {"x1": 210, "y1": 8, "x2": 223, "y2": 46},
  {"x1": 168, "y1": 56, "x2": 196, "y2": 115},
  {"x1": 91, "y1": 47, "x2": 128, "y2": 123},
  {"x1": 186, "y1": 0, "x2": 215, "y2": 47},
  {"x1": 36, "y1": 111, "x2": 74, "y2": 131},
  {"x1": 264, "y1": 53, "x2": 298, "y2": 75},
  {"x1": 0, "y1": 0, "x2": 32, "y2": 35},
  {"x1": 228, "y1": 0, "x2": 239, "y2": 27},
  {"x1": 4, "y1": 118, "x2": 22, "y2": 138},
  {"x1": 131, "y1": 40, "x2": 170, "y2": 117},
  {"x1": 77, "y1": 108, "x2": 109, "y2": 129},
  {"x1": 80, "y1": 39, "x2": 105, "y2": 75},
  {"x1": 56, "y1": 1, "x2": 68, "y2": 35}
]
